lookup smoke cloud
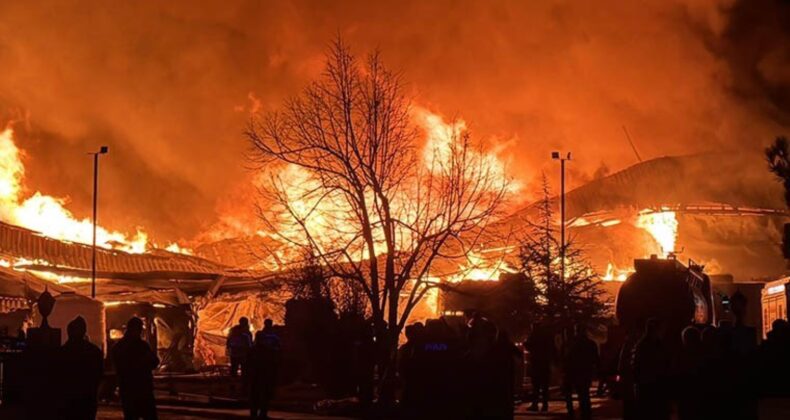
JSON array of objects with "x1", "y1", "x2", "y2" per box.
[{"x1": 0, "y1": 0, "x2": 786, "y2": 242}]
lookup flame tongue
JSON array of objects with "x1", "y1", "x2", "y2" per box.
[
  {"x1": 0, "y1": 127, "x2": 149, "y2": 253},
  {"x1": 636, "y1": 209, "x2": 677, "y2": 258}
]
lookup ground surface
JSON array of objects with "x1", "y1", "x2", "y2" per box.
[
  {"x1": 96, "y1": 405, "x2": 352, "y2": 419},
  {"x1": 90, "y1": 397, "x2": 622, "y2": 419}
]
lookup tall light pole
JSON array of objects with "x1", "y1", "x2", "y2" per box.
[
  {"x1": 90, "y1": 146, "x2": 109, "y2": 298},
  {"x1": 552, "y1": 151, "x2": 571, "y2": 283}
]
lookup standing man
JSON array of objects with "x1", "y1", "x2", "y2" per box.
[
  {"x1": 524, "y1": 323, "x2": 555, "y2": 412},
  {"x1": 227, "y1": 317, "x2": 253, "y2": 377},
  {"x1": 59, "y1": 316, "x2": 104, "y2": 420},
  {"x1": 112, "y1": 317, "x2": 160, "y2": 420},
  {"x1": 563, "y1": 323, "x2": 599, "y2": 420},
  {"x1": 632, "y1": 318, "x2": 670, "y2": 420},
  {"x1": 249, "y1": 319, "x2": 281, "y2": 419}
]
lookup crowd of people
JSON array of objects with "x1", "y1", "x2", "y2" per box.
[
  {"x1": 397, "y1": 311, "x2": 522, "y2": 419},
  {"x1": 14, "y1": 305, "x2": 790, "y2": 420},
  {"x1": 618, "y1": 316, "x2": 790, "y2": 420},
  {"x1": 522, "y1": 321, "x2": 600, "y2": 420},
  {"x1": 16, "y1": 314, "x2": 281, "y2": 420},
  {"x1": 397, "y1": 308, "x2": 790, "y2": 420},
  {"x1": 19, "y1": 315, "x2": 158, "y2": 420}
]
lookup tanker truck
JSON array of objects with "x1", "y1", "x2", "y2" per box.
[
  {"x1": 616, "y1": 254, "x2": 714, "y2": 336},
  {"x1": 606, "y1": 254, "x2": 715, "y2": 401}
]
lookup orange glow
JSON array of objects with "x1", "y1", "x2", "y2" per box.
[
  {"x1": 636, "y1": 209, "x2": 678, "y2": 257},
  {"x1": 0, "y1": 127, "x2": 187, "y2": 254},
  {"x1": 1, "y1": 256, "x2": 90, "y2": 284},
  {"x1": 449, "y1": 249, "x2": 516, "y2": 283},
  {"x1": 416, "y1": 108, "x2": 519, "y2": 194},
  {"x1": 258, "y1": 108, "x2": 515, "y2": 270},
  {"x1": 164, "y1": 242, "x2": 193, "y2": 255},
  {"x1": 601, "y1": 262, "x2": 634, "y2": 282}
]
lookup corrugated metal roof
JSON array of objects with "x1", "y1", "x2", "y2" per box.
[{"x1": 0, "y1": 221, "x2": 260, "y2": 279}]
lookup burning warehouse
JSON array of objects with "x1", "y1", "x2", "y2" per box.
[
  {"x1": 434, "y1": 151, "x2": 788, "y2": 339},
  {"x1": 0, "y1": 219, "x2": 287, "y2": 367},
  {"x1": 2, "y1": 146, "x2": 788, "y2": 366},
  {"x1": 508, "y1": 152, "x2": 790, "y2": 282},
  {"x1": 0, "y1": 1, "x2": 789, "y2": 417}
]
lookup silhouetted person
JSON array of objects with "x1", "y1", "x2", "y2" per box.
[
  {"x1": 715, "y1": 321, "x2": 738, "y2": 419},
  {"x1": 249, "y1": 319, "x2": 280, "y2": 419},
  {"x1": 398, "y1": 322, "x2": 425, "y2": 418},
  {"x1": 524, "y1": 323, "x2": 555, "y2": 412},
  {"x1": 617, "y1": 329, "x2": 640, "y2": 420},
  {"x1": 112, "y1": 317, "x2": 159, "y2": 420},
  {"x1": 353, "y1": 322, "x2": 376, "y2": 414},
  {"x1": 698, "y1": 325, "x2": 722, "y2": 418},
  {"x1": 227, "y1": 317, "x2": 253, "y2": 377},
  {"x1": 757, "y1": 319, "x2": 790, "y2": 418},
  {"x1": 491, "y1": 330, "x2": 521, "y2": 419},
  {"x1": 417, "y1": 318, "x2": 460, "y2": 418},
  {"x1": 677, "y1": 326, "x2": 702, "y2": 420},
  {"x1": 729, "y1": 292, "x2": 758, "y2": 420},
  {"x1": 632, "y1": 318, "x2": 669, "y2": 420},
  {"x1": 563, "y1": 323, "x2": 598, "y2": 420},
  {"x1": 760, "y1": 319, "x2": 790, "y2": 395},
  {"x1": 464, "y1": 314, "x2": 498, "y2": 418},
  {"x1": 59, "y1": 316, "x2": 103, "y2": 420}
]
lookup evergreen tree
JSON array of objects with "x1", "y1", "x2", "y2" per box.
[
  {"x1": 517, "y1": 175, "x2": 607, "y2": 334},
  {"x1": 766, "y1": 136, "x2": 790, "y2": 208}
]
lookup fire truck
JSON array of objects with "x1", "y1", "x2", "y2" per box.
[
  {"x1": 606, "y1": 254, "x2": 715, "y2": 398},
  {"x1": 761, "y1": 276, "x2": 790, "y2": 338},
  {"x1": 616, "y1": 254, "x2": 715, "y2": 336}
]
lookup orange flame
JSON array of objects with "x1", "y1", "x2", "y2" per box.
[
  {"x1": 601, "y1": 262, "x2": 634, "y2": 282},
  {"x1": 260, "y1": 108, "x2": 516, "y2": 269},
  {"x1": 636, "y1": 209, "x2": 678, "y2": 257},
  {"x1": 0, "y1": 127, "x2": 186, "y2": 254}
]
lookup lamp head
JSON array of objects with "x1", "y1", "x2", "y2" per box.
[
  {"x1": 551, "y1": 151, "x2": 560, "y2": 159},
  {"x1": 99, "y1": 146, "x2": 109, "y2": 154}
]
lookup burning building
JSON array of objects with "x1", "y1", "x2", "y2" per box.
[
  {"x1": 1, "y1": 111, "x2": 787, "y2": 367},
  {"x1": 0, "y1": 218, "x2": 288, "y2": 366},
  {"x1": 434, "y1": 151, "x2": 788, "y2": 334},
  {"x1": 504, "y1": 152, "x2": 788, "y2": 281}
]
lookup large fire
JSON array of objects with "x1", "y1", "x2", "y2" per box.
[
  {"x1": 258, "y1": 108, "x2": 515, "y2": 269},
  {"x1": 0, "y1": 127, "x2": 184, "y2": 254},
  {"x1": 417, "y1": 108, "x2": 520, "y2": 194},
  {"x1": 636, "y1": 209, "x2": 678, "y2": 258},
  {"x1": 450, "y1": 249, "x2": 516, "y2": 283},
  {"x1": 601, "y1": 262, "x2": 634, "y2": 282},
  {"x1": 601, "y1": 209, "x2": 679, "y2": 282}
]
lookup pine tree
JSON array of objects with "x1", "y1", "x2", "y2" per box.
[
  {"x1": 766, "y1": 136, "x2": 790, "y2": 208},
  {"x1": 517, "y1": 175, "x2": 607, "y2": 334}
]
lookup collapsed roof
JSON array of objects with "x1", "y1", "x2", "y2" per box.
[
  {"x1": 506, "y1": 152, "x2": 789, "y2": 280},
  {"x1": 510, "y1": 152, "x2": 786, "y2": 221},
  {"x1": 0, "y1": 221, "x2": 277, "y2": 302}
]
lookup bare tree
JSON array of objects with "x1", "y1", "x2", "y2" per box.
[{"x1": 245, "y1": 39, "x2": 510, "y2": 393}]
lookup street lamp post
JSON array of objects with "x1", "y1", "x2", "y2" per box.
[
  {"x1": 90, "y1": 146, "x2": 109, "y2": 299},
  {"x1": 552, "y1": 151, "x2": 571, "y2": 283}
]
